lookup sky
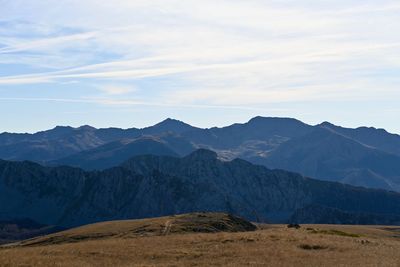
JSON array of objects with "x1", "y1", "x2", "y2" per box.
[{"x1": 1, "y1": 0, "x2": 400, "y2": 134}]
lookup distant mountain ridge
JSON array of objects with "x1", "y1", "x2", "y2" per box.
[
  {"x1": 2, "y1": 117, "x2": 400, "y2": 191},
  {"x1": 49, "y1": 135, "x2": 193, "y2": 170},
  {"x1": 2, "y1": 150, "x2": 400, "y2": 228},
  {"x1": 319, "y1": 121, "x2": 400, "y2": 156},
  {"x1": 264, "y1": 127, "x2": 400, "y2": 191}
]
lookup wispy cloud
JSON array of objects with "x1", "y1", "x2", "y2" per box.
[
  {"x1": 0, "y1": 31, "x2": 98, "y2": 54},
  {"x1": 96, "y1": 84, "x2": 137, "y2": 95},
  {"x1": 0, "y1": 96, "x2": 287, "y2": 112},
  {"x1": 0, "y1": 0, "x2": 399, "y2": 132}
]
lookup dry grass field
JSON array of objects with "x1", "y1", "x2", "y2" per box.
[{"x1": 1, "y1": 213, "x2": 400, "y2": 267}]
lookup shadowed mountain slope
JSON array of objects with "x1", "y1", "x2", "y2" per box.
[
  {"x1": 50, "y1": 135, "x2": 194, "y2": 170},
  {"x1": 0, "y1": 219, "x2": 63, "y2": 245},
  {"x1": 264, "y1": 128, "x2": 400, "y2": 191},
  {"x1": 2, "y1": 150, "x2": 400, "y2": 228},
  {"x1": 319, "y1": 121, "x2": 400, "y2": 156},
  {"x1": 290, "y1": 204, "x2": 400, "y2": 225},
  {"x1": 182, "y1": 117, "x2": 313, "y2": 150}
]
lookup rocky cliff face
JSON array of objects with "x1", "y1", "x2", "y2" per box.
[{"x1": 2, "y1": 150, "x2": 400, "y2": 227}]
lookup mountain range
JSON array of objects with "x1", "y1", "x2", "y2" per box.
[
  {"x1": 2, "y1": 149, "x2": 400, "y2": 228},
  {"x1": 1, "y1": 117, "x2": 400, "y2": 192}
]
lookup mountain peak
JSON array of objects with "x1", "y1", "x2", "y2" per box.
[
  {"x1": 143, "y1": 118, "x2": 195, "y2": 134},
  {"x1": 247, "y1": 116, "x2": 304, "y2": 125},
  {"x1": 318, "y1": 121, "x2": 339, "y2": 132},
  {"x1": 41, "y1": 126, "x2": 74, "y2": 136},
  {"x1": 156, "y1": 118, "x2": 189, "y2": 126},
  {"x1": 319, "y1": 121, "x2": 335, "y2": 127},
  {"x1": 77, "y1": 125, "x2": 96, "y2": 131}
]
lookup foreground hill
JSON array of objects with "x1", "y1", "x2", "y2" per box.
[
  {"x1": 1, "y1": 214, "x2": 400, "y2": 266},
  {"x1": 5, "y1": 213, "x2": 256, "y2": 247},
  {"x1": 1, "y1": 149, "x2": 400, "y2": 227},
  {"x1": 2, "y1": 117, "x2": 400, "y2": 192}
]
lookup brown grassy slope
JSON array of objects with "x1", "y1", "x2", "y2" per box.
[
  {"x1": 3, "y1": 212, "x2": 256, "y2": 247},
  {"x1": 1, "y1": 216, "x2": 400, "y2": 266}
]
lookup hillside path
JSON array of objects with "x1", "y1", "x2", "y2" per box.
[{"x1": 163, "y1": 220, "x2": 173, "y2": 235}]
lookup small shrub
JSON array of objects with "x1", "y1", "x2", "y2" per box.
[
  {"x1": 299, "y1": 244, "x2": 328, "y2": 250},
  {"x1": 287, "y1": 224, "x2": 301, "y2": 229}
]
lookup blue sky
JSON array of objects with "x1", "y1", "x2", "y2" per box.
[{"x1": 1, "y1": 0, "x2": 400, "y2": 133}]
